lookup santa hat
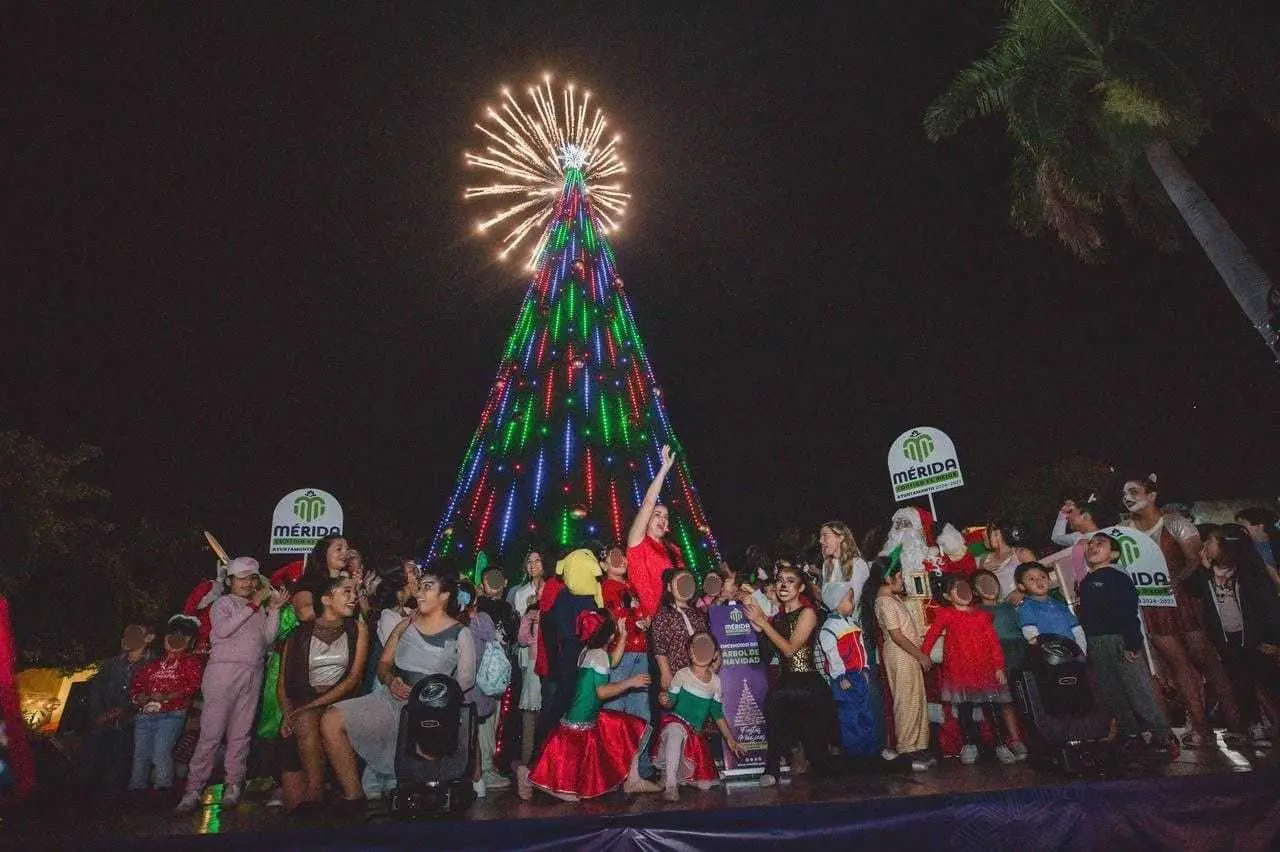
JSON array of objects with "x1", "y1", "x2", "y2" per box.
[
  {"x1": 271, "y1": 559, "x2": 305, "y2": 587},
  {"x1": 888, "y1": 506, "x2": 937, "y2": 547},
  {"x1": 821, "y1": 580, "x2": 854, "y2": 612}
]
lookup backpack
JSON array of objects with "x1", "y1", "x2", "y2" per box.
[{"x1": 476, "y1": 641, "x2": 512, "y2": 697}]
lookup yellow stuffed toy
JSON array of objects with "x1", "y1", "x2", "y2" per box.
[{"x1": 556, "y1": 548, "x2": 603, "y2": 606}]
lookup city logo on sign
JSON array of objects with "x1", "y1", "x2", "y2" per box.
[
  {"x1": 1115, "y1": 533, "x2": 1141, "y2": 567},
  {"x1": 293, "y1": 491, "x2": 327, "y2": 524},
  {"x1": 902, "y1": 431, "x2": 935, "y2": 463}
]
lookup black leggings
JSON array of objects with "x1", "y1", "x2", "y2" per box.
[
  {"x1": 956, "y1": 702, "x2": 998, "y2": 746},
  {"x1": 764, "y1": 672, "x2": 834, "y2": 775},
  {"x1": 530, "y1": 668, "x2": 575, "y2": 765},
  {"x1": 1220, "y1": 634, "x2": 1279, "y2": 729}
]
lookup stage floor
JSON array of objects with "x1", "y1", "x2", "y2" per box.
[{"x1": 6, "y1": 731, "x2": 1277, "y2": 850}]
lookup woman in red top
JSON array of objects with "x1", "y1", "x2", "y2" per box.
[
  {"x1": 921, "y1": 576, "x2": 1018, "y2": 765},
  {"x1": 128, "y1": 616, "x2": 204, "y2": 792},
  {"x1": 626, "y1": 445, "x2": 683, "y2": 619}
]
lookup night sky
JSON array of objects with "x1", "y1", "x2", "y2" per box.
[{"x1": 5, "y1": 4, "x2": 1279, "y2": 566}]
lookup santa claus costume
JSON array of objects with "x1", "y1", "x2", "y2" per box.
[
  {"x1": 878, "y1": 507, "x2": 939, "y2": 597},
  {"x1": 936, "y1": 524, "x2": 977, "y2": 578}
]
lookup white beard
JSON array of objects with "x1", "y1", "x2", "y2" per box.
[{"x1": 880, "y1": 528, "x2": 935, "y2": 576}]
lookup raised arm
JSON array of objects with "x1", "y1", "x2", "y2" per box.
[
  {"x1": 627, "y1": 444, "x2": 676, "y2": 548},
  {"x1": 1051, "y1": 507, "x2": 1084, "y2": 548}
]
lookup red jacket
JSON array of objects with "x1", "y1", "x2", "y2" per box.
[
  {"x1": 534, "y1": 576, "x2": 565, "y2": 678},
  {"x1": 626, "y1": 536, "x2": 684, "y2": 620},
  {"x1": 601, "y1": 577, "x2": 647, "y2": 653},
  {"x1": 130, "y1": 651, "x2": 204, "y2": 714}
]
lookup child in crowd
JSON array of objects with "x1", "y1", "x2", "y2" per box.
[
  {"x1": 459, "y1": 580, "x2": 505, "y2": 796},
  {"x1": 973, "y1": 568, "x2": 1028, "y2": 759},
  {"x1": 1076, "y1": 533, "x2": 1171, "y2": 750},
  {"x1": 922, "y1": 576, "x2": 1022, "y2": 765},
  {"x1": 1187, "y1": 525, "x2": 1280, "y2": 743},
  {"x1": 1015, "y1": 563, "x2": 1087, "y2": 652},
  {"x1": 818, "y1": 580, "x2": 879, "y2": 757},
  {"x1": 524, "y1": 609, "x2": 662, "y2": 801},
  {"x1": 84, "y1": 623, "x2": 156, "y2": 793},
  {"x1": 177, "y1": 557, "x2": 286, "y2": 814},
  {"x1": 599, "y1": 544, "x2": 653, "y2": 779},
  {"x1": 508, "y1": 549, "x2": 545, "y2": 766},
  {"x1": 871, "y1": 559, "x2": 933, "y2": 770},
  {"x1": 652, "y1": 569, "x2": 711, "y2": 696},
  {"x1": 653, "y1": 632, "x2": 744, "y2": 802},
  {"x1": 476, "y1": 568, "x2": 520, "y2": 792},
  {"x1": 128, "y1": 616, "x2": 203, "y2": 795},
  {"x1": 696, "y1": 562, "x2": 743, "y2": 612}
]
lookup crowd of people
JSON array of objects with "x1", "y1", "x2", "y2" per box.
[{"x1": 67, "y1": 457, "x2": 1280, "y2": 817}]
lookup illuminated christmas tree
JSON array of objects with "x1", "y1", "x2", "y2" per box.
[{"x1": 427, "y1": 77, "x2": 720, "y2": 575}]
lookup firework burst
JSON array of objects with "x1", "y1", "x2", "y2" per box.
[{"x1": 465, "y1": 75, "x2": 629, "y2": 268}]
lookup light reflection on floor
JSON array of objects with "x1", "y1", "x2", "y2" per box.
[
  {"x1": 197, "y1": 783, "x2": 224, "y2": 835},
  {"x1": 4, "y1": 729, "x2": 1272, "y2": 845}
]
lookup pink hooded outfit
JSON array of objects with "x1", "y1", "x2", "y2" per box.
[{"x1": 184, "y1": 588, "x2": 279, "y2": 794}]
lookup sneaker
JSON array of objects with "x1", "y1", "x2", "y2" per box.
[
  {"x1": 220, "y1": 783, "x2": 242, "y2": 809},
  {"x1": 482, "y1": 772, "x2": 512, "y2": 790},
  {"x1": 174, "y1": 791, "x2": 201, "y2": 814},
  {"x1": 1221, "y1": 731, "x2": 1248, "y2": 749},
  {"x1": 265, "y1": 787, "x2": 285, "y2": 809},
  {"x1": 472, "y1": 779, "x2": 487, "y2": 798},
  {"x1": 758, "y1": 773, "x2": 777, "y2": 787},
  {"x1": 880, "y1": 748, "x2": 899, "y2": 762},
  {"x1": 959, "y1": 744, "x2": 979, "y2": 765},
  {"x1": 1009, "y1": 740, "x2": 1029, "y2": 761},
  {"x1": 1180, "y1": 731, "x2": 1205, "y2": 749},
  {"x1": 995, "y1": 745, "x2": 1017, "y2": 765},
  {"x1": 910, "y1": 758, "x2": 931, "y2": 772}
]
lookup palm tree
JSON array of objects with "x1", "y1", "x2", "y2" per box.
[{"x1": 924, "y1": 0, "x2": 1278, "y2": 362}]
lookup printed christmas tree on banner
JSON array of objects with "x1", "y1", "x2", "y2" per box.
[
  {"x1": 427, "y1": 79, "x2": 720, "y2": 575},
  {"x1": 733, "y1": 684, "x2": 766, "y2": 738}
]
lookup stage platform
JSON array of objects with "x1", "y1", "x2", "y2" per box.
[{"x1": 8, "y1": 734, "x2": 1280, "y2": 851}]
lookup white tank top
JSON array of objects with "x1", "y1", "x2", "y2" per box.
[{"x1": 308, "y1": 633, "x2": 350, "y2": 688}]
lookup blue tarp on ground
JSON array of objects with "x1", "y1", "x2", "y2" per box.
[{"x1": 109, "y1": 768, "x2": 1280, "y2": 852}]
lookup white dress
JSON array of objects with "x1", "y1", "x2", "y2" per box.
[{"x1": 508, "y1": 581, "x2": 543, "y2": 711}]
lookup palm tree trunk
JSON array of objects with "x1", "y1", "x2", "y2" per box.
[{"x1": 1144, "y1": 137, "x2": 1278, "y2": 362}]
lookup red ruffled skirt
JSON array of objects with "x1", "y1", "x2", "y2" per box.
[
  {"x1": 529, "y1": 709, "x2": 646, "y2": 799},
  {"x1": 651, "y1": 714, "x2": 718, "y2": 784}
]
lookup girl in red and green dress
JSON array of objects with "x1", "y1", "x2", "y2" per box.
[
  {"x1": 653, "y1": 631, "x2": 745, "y2": 802},
  {"x1": 521, "y1": 609, "x2": 662, "y2": 802}
]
